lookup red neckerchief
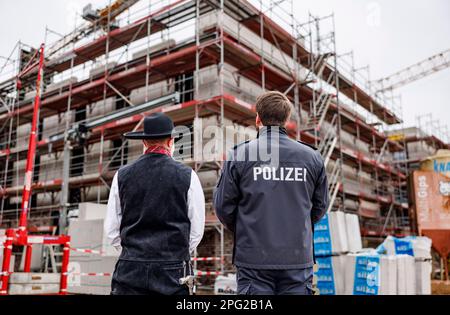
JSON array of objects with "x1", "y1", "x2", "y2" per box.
[{"x1": 145, "y1": 145, "x2": 172, "y2": 157}]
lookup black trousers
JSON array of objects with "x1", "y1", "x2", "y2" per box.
[
  {"x1": 236, "y1": 267, "x2": 314, "y2": 295},
  {"x1": 111, "y1": 260, "x2": 190, "y2": 295}
]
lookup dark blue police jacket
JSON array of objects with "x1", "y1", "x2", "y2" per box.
[{"x1": 213, "y1": 126, "x2": 329, "y2": 270}]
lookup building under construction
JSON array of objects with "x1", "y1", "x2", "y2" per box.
[{"x1": 0, "y1": 0, "x2": 448, "y2": 293}]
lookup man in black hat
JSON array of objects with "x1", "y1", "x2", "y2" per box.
[{"x1": 104, "y1": 112, "x2": 205, "y2": 295}]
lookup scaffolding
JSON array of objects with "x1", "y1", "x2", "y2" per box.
[{"x1": 0, "y1": 0, "x2": 414, "y2": 292}]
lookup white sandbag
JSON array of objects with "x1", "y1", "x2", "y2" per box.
[
  {"x1": 378, "y1": 236, "x2": 432, "y2": 259},
  {"x1": 214, "y1": 274, "x2": 237, "y2": 295},
  {"x1": 415, "y1": 260, "x2": 432, "y2": 295},
  {"x1": 315, "y1": 255, "x2": 345, "y2": 295},
  {"x1": 345, "y1": 213, "x2": 362, "y2": 253},
  {"x1": 396, "y1": 254, "x2": 416, "y2": 295}
]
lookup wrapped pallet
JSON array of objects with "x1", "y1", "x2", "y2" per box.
[
  {"x1": 396, "y1": 254, "x2": 416, "y2": 295},
  {"x1": 379, "y1": 255, "x2": 397, "y2": 295},
  {"x1": 415, "y1": 260, "x2": 432, "y2": 295},
  {"x1": 313, "y1": 211, "x2": 349, "y2": 256},
  {"x1": 214, "y1": 274, "x2": 237, "y2": 295},
  {"x1": 315, "y1": 255, "x2": 345, "y2": 295},
  {"x1": 376, "y1": 236, "x2": 432, "y2": 260},
  {"x1": 68, "y1": 256, "x2": 118, "y2": 295},
  {"x1": 344, "y1": 253, "x2": 381, "y2": 295},
  {"x1": 345, "y1": 213, "x2": 363, "y2": 253}
]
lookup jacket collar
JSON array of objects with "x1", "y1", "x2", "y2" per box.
[{"x1": 257, "y1": 126, "x2": 288, "y2": 138}]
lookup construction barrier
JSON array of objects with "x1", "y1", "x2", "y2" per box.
[
  {"x1": 70, "y1": 247, "x2": 104, "y2": 255},
  {"x1": 195, "y1": 271, "x2": 223, "y2": 277}
]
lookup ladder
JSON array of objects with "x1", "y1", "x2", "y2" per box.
[
  {"x1": 326, "y1": 159, "x2": 342, "y2": 213},
  {"x1": 318, "y1": 114, "x2": 338, "y2": 168}
]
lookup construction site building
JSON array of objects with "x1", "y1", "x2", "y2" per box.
[{"x1": 0, "y1": 0, "x2": 418, "y2": 291}]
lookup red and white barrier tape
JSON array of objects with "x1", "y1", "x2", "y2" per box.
[
  {"x1": 191, "y1": 257, "x2": 222, "y2": 262},
  {"x1": 70, "y1": 248, "x2": 104, "y2": 255},
  {"x1": 66, "y1": 272, "x2": 112, "y2": 277},
  {"x1": 66, "y1": 271, "x2": 221, "y2": 277},
  {"x1": 195, "y1": 271, "x2": 222, "y2": 277}
]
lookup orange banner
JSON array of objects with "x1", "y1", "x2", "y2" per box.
[{"x1": 412, "y1": 171, "x2": 450, "y2": 232}]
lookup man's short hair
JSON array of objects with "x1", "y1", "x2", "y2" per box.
[
  {"x1": 255, "y1": 91, "x2": 292, "y2": 126},
  {"x1": 143, "y1": 137, "x2": 171, "y2": 146}
]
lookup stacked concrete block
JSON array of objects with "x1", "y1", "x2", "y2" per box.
[
  {"x1": 379, "y1": 255, "x2": 398, "y2": 295},
  {"x1": 130, "y1": 80, "x2": 174, "y2": 105},
  {"x1": 86, "y1": 97, "x2": 115, "y2": 120},
  {"x1": 315, "y1": 255, "x2": 346, "y2": 295},
  {"x1": 313, "y1": 211, "x2": 349, "y2": 295},
  {"x1": 89, "y1": 62, "x2": 117, "y2": 79},
  {"x1": 396, "y1": 255, "x2": 416, "y2": 295},
  {"x1": 84, "y1": 141, "x2": 113, "y2": 176},
  {"x1": 198, "y1": 11, "x2": 307, "y2": 82},
  {"x1": 132, "y1": 39, "x2": 176, "y2": 60},
  {"x1": 376, "y1": 236, "x2": 432, "y2": 295},
  {"x1": 378, "y1": 236, "x2": 432, "y2": 260},
  {"x1": 67, "y1": 203, "x2": 119, "y2": 295},
  {"x1": 127, "y1": 141, "x2": 144, "y2": 163},
  {"x1": 36, "y1": 191, "x2": 60, "y2": 208},
  {"x1": 194, "y1": 64, "x2": 237, "y2": 101},
  {"x1": 38, "y1": 153, "x2": 63, "y2": 183},
  {"x1": 358, "y1": 199, "x2": 380, "y2": 219},
  {"x1": 15, "y1": 123, "x2": 31, "y2": 148},
  {"x1": 83, "y1": 186, "x2": 109, "y2": 204},
  {"x1": 344, "y1": 199, "x2": 359, "y2": 212},
  {"x1": 46, "y1": 77, "x2": 78, "y2": 94},
  {"x1": 42, "y1": 112, "x2": 74, "y2": 140},
  {"x1": 194, "y1": 63, "x2": 265, "y2": 104},
  {"x1": 345, "y1": 213, "x2": 363, "y2": 253},
  {"x1": 415, "y1": 260, "x2": 432, "y2": 295},
  {"x1": 194, "y1": 115, "x2": 227, "y2": 162},
  {"x1": 11, "y1": 159, "x2": 26, "y2": 188},
  {"x1": 344, "y1": 253, "x2": 398, "y2": 295},
  {"x1": 68, "y1": 256, "x2": 117, "y2": 295},
  {"x1": 8, "y1": 273, "x2": 60, "y2": 295}
]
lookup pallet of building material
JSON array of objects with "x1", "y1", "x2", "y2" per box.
[
  {"x1": 396, "y1": 254, "x2": 416, "y2": 295},
  {"x1": 379, "y1": 255, "x2": 397, "y2": 295},
  {"x1": 345, "y1": 213, "x2": 363, "y2": 253},
  {"x1": 376, "y1": 236, "x2": 432, "y2": 260},
  {"x1": 89, "y1": 62, "x2": 117, "y2": 79},
  {"x1": 132, "y1": 39, "x2": 176, "y2": 60},
  {"x1": 314, "y1": 255, "x2": 345, "y2": 295},
  {"x1": 130, "y1": 80, "x2": 175, "y2": 106},
  {"x1": 313, "y1": 211, "x2": 349, "y2": 257},
  {"x1": 68, "y1": 217, "x2": 118, "y2": 258},
  {"x1": 8, "y1": 272, "x2": 60, "y2": 295},
  {"x1": 68, "y1": 256, "x2": 118, "y2": 295},
  {"x1": 344, "y1": 253, "x2": 387, "y2": 295},
  {"x1": 86, "y1": 97, "x2": 115, "y2": 119},
  {"x1": 77, "y1": 202, "x2": 107, "y2": 221},
  {"x1": 46, "y1": 77, "x2": 78, "y2": 93},
  {"x1": 214, "y1": 274, "x2": 237, "y2": 295},
  {"x1": 415, "y1": 259, "x2": 432, "y2": 295}
]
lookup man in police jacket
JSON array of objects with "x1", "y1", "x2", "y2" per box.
[
  {"x1": 105, "y1": 113, "x2": 205, "y2": 295},
  {"x1": 213, "y1": 91, "x2": 329, "y2": 295}
]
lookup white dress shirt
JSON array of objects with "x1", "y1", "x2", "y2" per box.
[{"x1": 104, "y1": 169, "x2": 205, "y2": 254}]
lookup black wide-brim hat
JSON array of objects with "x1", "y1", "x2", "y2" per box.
[{"x1": 123, "y1": 113, "x2": 174, "y2": 140}]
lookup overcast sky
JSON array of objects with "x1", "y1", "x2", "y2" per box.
[{"x1": 0, "y1": 0, "x2": 449, "y2": 137}]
